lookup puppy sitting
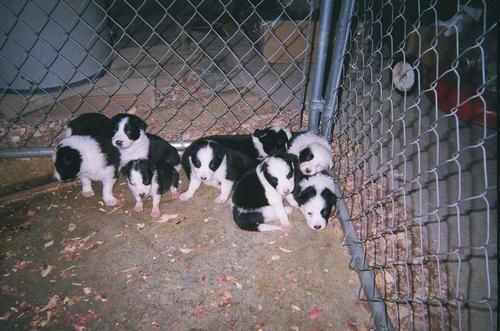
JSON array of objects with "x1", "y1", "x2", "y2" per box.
[
  {"x1": 288, "y1": 132, "x2": 333, "y2": 175},
  {"x1": 293, "y1": 172, "x2": 338, "y2": 230},
  {"x1": 122, "y1": 159, "x2": 179, "y2": 218},
  {"x1": 179, "y1": 139, "x2": 256, "y2": 203},
  {"x1": 232, "y1": 153, "x2": 298, "y2": 232},
  {"x1": 110, "y1": 114, "x2": 180, "y2": 170},
  {"x1": 53, "y1": 115, "x2": 120, "y2": 206},
  {"x1": 204, "y1": 126, "x2": 292, "y2": 161}
]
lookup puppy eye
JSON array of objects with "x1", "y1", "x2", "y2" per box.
[
  {"x1": 286, "y1": 171, "x2": 293, "y2": 179},
  {"x1": 209, "y1": 160, "x2": 217, "y2": 170},
  {"x1": 307, "y1": 212, "x2": 313, "y2": 216}
]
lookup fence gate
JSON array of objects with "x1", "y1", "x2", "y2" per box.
[{"x1": 325, "y1": 0, "x2": 497, "y2": 330}]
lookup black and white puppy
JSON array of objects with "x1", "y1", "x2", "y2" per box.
[
  {"x1": 53, "y1": 135, "x2": 120, "y2": 206},
  {"x1": 204, "y1": 126, "x2": 292, "y2": 161},
  {"x1": 122, "y1": 159, "x2": 179, "y2": 218},
  {"x1": 288, "y1": 132, "x2": 333, "y2": 176},
  {"x1": 232, "y1": 153, "x2": 298, "y2": 232},
  {"x1": 293, "y1": 172, "x2": 338, "y2": 230},
  {"x1": 110, "y1": 114, "x2": 180, "y2": 170},
  {"x1": 65, "y1": 113, "x2": 113, "y2": 138},
  {"x1": 179, "y1": 139, "x2": 257, "y2": 203}
]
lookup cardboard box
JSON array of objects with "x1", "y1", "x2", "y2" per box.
[{"x1": 260, "y1": 20, "x2": 317, "y2": 63}]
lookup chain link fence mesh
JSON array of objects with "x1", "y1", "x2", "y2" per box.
[
  {"x1": 333, "y1": 0, "x2": 497, "y2": 329},
  {"x1": 0, "y1": 0, "x2": 316, "y2": 149}
]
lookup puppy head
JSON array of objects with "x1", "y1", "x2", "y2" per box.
[
  {"x1": 298, "y1": 143, "x2": 333, "y2": 175},
  {"x1": 189, "y1": 140, "x2": 224, "y2": 182},
  {"x1": 111, "y1": 114, "x2": 147, "y2": 149},
  {"x1": 53, "y1": 145, "x2": 82, "y2": 182},
  {"x1": 260, "y1": 153, "x2": 297, "y2": 196},
  {"x1": 296, "y1": 186, "x2": 337, "y2": 230},
  {"x1": 252, "y1": 127, "x2": 292, "y2": 157},
  {"x1": 122, "y1": 159, "x2": 154, "y2": 197}
]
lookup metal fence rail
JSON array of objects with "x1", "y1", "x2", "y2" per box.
[
  {"x1": 0, "y1": 0, "x2": 316, "y2": 151},
  {"x1": 331, "y1": 0, "x2": 497, "y2": 329}
]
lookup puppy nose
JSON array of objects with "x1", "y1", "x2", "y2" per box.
[
  {"x1": 115, "y1": 140, "x2": 123, "y2": 146},
  {"x1": 314, "y1": 224, "x2": 322, "y2": 230},
  {"x1": 201, "y1": 176, "x2": 207, "y2": 181},
  {"x1": 305, "y1": 168, "x2": 311, "y2": 174},
  {"x1": 140, "y1": 193, "x2": 146, "y2": 198},
  {"x1": 283, "y1": 188, "x2": 291, "y2": 194}
]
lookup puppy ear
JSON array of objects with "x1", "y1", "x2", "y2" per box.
[
  {"x1": 296, "y1": 186, "x2": 316, "y2": 206},
  {"x1": 321, "y1": 188, "x2": 338, "y2": 205},
  {"x1": 132, "y1": 115, "x2": 147, "y2": 131},
  {"x1": 282, "y1": 128, "x2": 292, "y2": 140},
  {"x1": 253, "y1": 128, "x2": 265, "y2": 138}
]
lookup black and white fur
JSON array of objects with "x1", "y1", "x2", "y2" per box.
[
  {"x1": 121, "y1": 159, "x2": 179, "y2": 218},
  {"x1": 204, "y1": 126, "x2": 292, "y2": 161},
  {"x1": 179, "y1": 139, "x2": 257, "y2": 203},
  {"x1": 293, "y1": 172, "x2": 338, "y2": 230},
  {"x1": 53, "y1": 135, "x2": 120, "y2": 206},
  {"x1": 65, "y1": 113, "x2": 113, "y2": 139},
  {"x1": 232, "y1": 153, "x2": 298, "y2": 232},
  {"x1": 110, "y1": 114, "x2": 180, "y2": 170},
  {"x1": 288, "y1": 132, "x2": 333, "y2": 175}
]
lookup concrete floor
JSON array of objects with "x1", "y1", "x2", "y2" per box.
[{"x1": 0, "y1": 173, "x2": 371, "y2": 330}]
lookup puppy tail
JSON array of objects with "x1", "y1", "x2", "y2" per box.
[{"x1": 232, "y1": 207, "x2": 264, "y2": 232}]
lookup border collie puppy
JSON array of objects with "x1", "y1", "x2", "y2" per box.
[
  {"x1": 65, "y1": 113, "x2": 112, "y2": 138},
  {"x1": 293, "y1": 172, "x2": 338, "y2": 230},
  {"x1": 204, "y1": 126, "x2": 292, "y2": 161},
  {"x1": 287, "y1": 132, "x2": 333, "y2": 176},
  {"x1": 110, "y1": 114, "x2": 180, "y2": 170},
  {"x1": 122, "y1": 159, "x2": 179, "y2": 218},
  {"x1": 179, "y1": 139, "x2": 257, "y2": 203},
  {"x1": 53, "y1": 135, "x2": 120, "y2": 206},
  {"x1": 232, "y1": 153, "x2": 298, "y2": 232}
]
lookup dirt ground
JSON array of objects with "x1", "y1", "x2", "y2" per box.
[{"x1": 0, "y1": 172, "x2": 372, "y2": 330}]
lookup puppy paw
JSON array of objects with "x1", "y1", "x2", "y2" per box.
[
  {"x1": 150, "y1": 208, "x2": 161, "y2": 219},
  {"x1": 178, "y1": 192, "x2": 193, "y2": 201},
  {"x1": 170, "y1": 189, "x2": 180, "y2": 200},
  {"x1": 214, "y1": 195, "x2": 228, "y2": 204},
  {"x1": 82, "y1": 190, "x2": 95, "y2": 198},
  {"x1": 104, "y1": 196, "x2": 118, "y2": 207},
  {"x1": 133, "y1": 202, "x2": 144, "y2": 212}
]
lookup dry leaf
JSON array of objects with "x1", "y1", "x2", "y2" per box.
[
  {"x1": 179, "y1": 248, "x2": 192, "y2": 254},
  {"x1": 279, "y1": 246, "x2": 293, "y2": 253},
  {"x1": 41, "y1": 265, "x2": 53, "y2": 278},
  {"x1": 307, "y1": 308, "x2": 324, "y2": 319},
  {"x1": 157, "y1": 214, "x2": 179, "y2": 223},
  {"x1": 68, "y1": 223, "x2": 76, "y2": 232}
]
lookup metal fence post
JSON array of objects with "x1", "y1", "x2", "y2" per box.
[
  {"x1": 307, "y1": 0, "x2": 334, "y2": 133},
  {"x1": 320, "y1": 0, "x2": 355, "y2": 139}
]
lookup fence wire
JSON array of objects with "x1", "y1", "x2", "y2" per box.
[
  {"x1": 0, "y1": 0, "x2": 315, "y2": 149},
  {"x1": 333, "y1": 0, "x2": 497, "y2": 329}
]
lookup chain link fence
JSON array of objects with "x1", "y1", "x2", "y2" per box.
[
  {"x1": 332, "y1": 0, "x2": 497, "y2": 329},
  {"x1": 0, "y1": 0, "x2": 316, "y2": 150}
]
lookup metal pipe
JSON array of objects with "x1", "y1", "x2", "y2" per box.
[
  {"x1": 320, "y1": 0, "x2": 356, "y2": 139},
  {"x1": 332, "y1": 175, "x2": 394, "y2": 331},
  {"x1": 307, "y1": 0, "x2": 334, "y2": 133},
  {"x1": 0, "y1": 141, "x2": 193, "y2": 159}
]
